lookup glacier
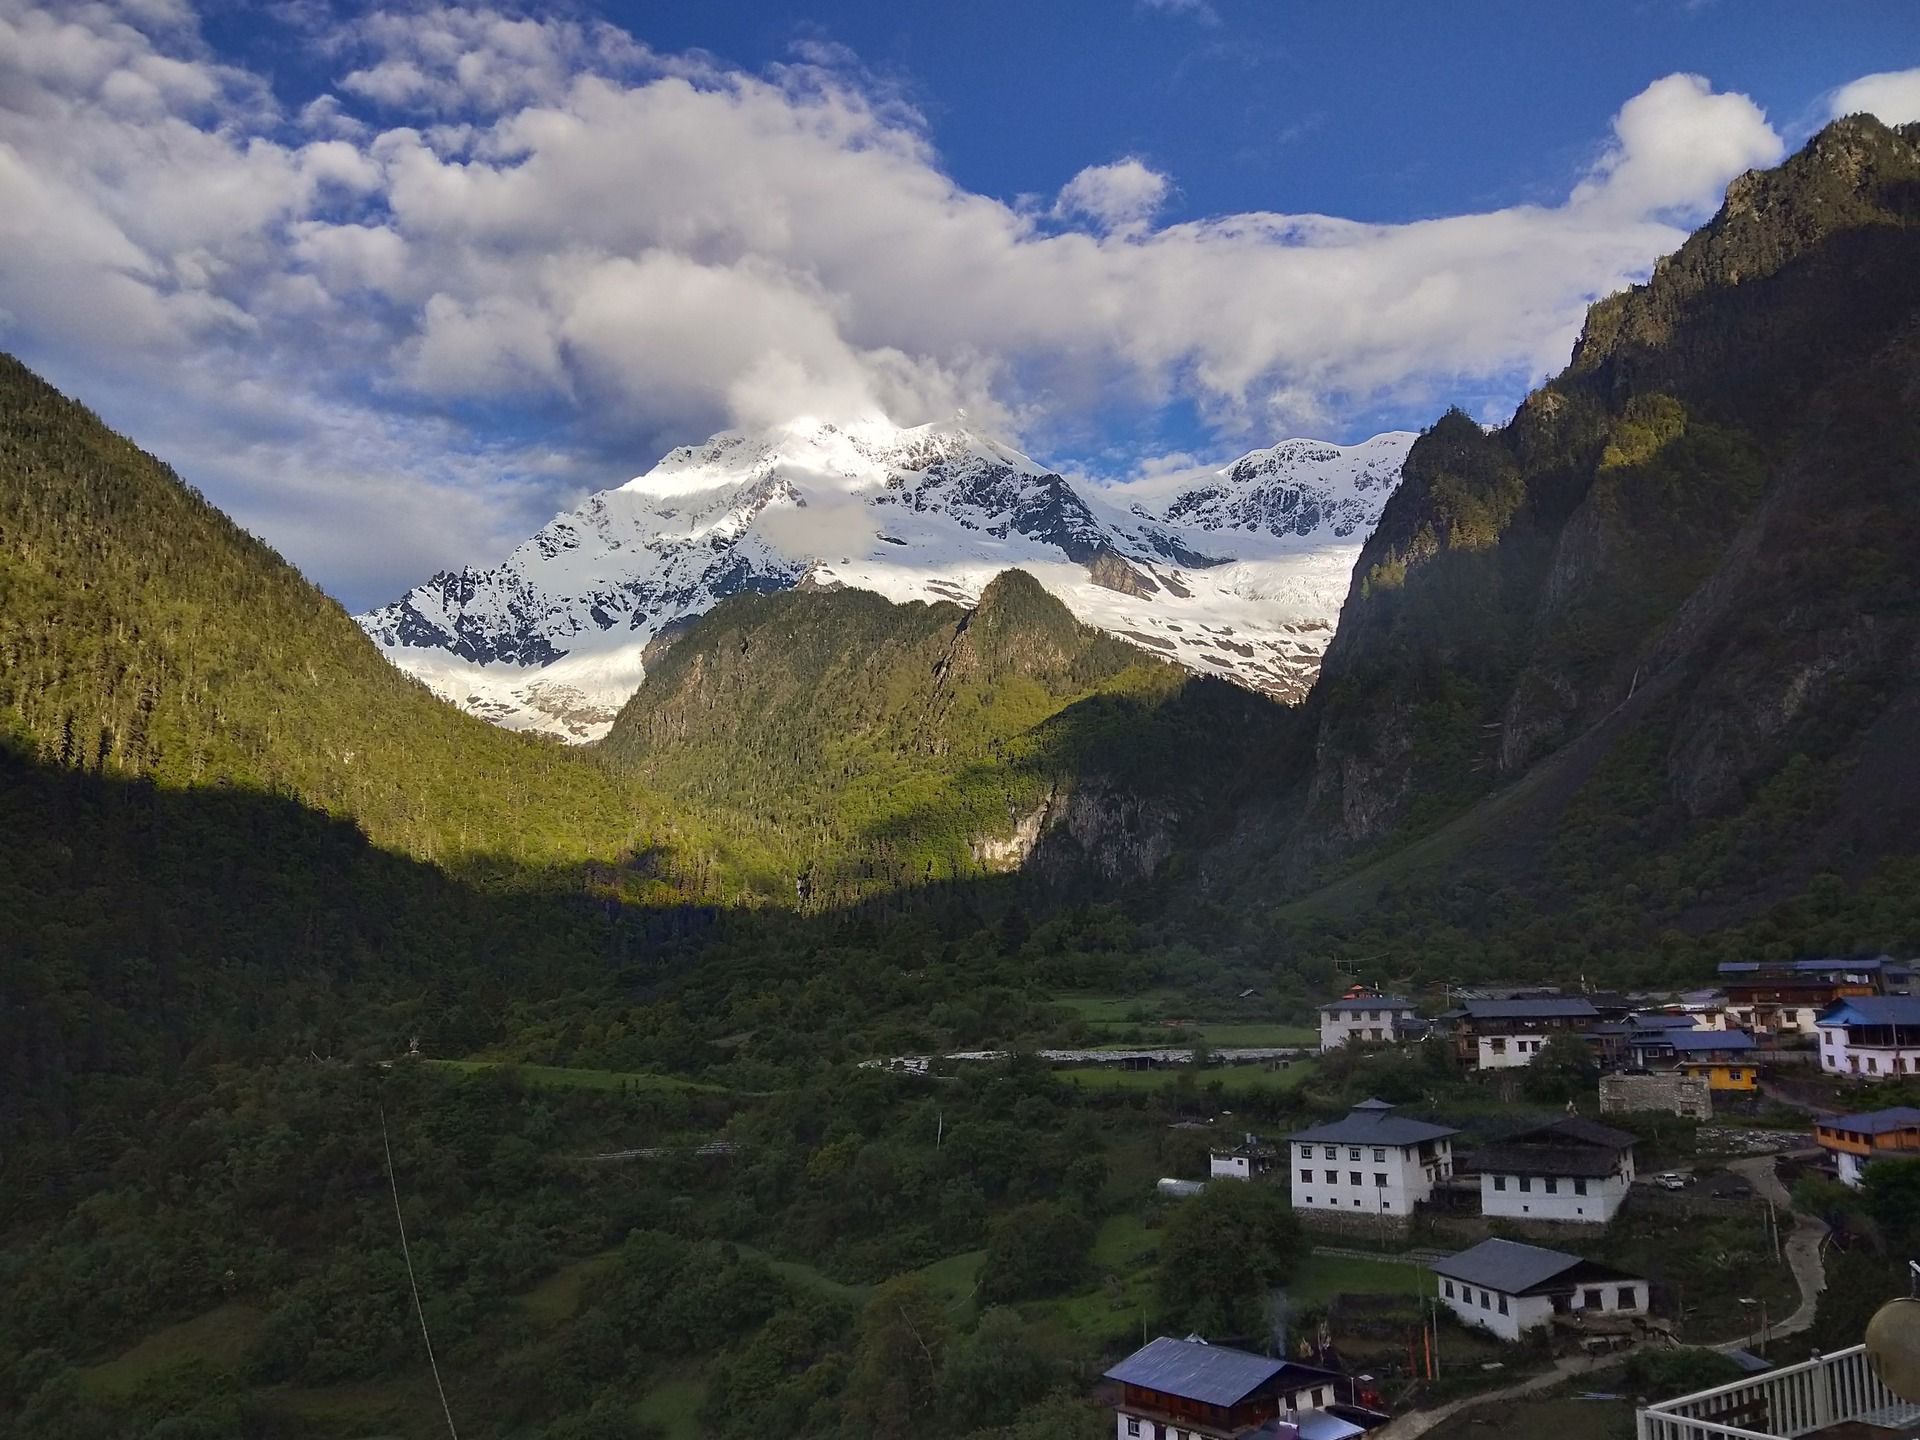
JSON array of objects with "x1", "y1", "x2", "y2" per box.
[{"x1": 356, "y1": 418, "x2": 1415, "y2": 741}]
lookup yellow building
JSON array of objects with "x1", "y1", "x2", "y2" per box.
[
  {"x1": 1814, "y1": 1107, "x2": 1920, "y2": 1187},
  {"x1": 1671, "y1": 1029, "x2": 1759, "y2": 1092}
]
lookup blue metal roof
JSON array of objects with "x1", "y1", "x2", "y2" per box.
[
  {"x1": 1104, "y1": 1337, "x2": 1283, "y2": 1405},
  {"x1": 1820, "y1": 997, "x2": 1920, "y2": 1027},
  {"x1": 1669, "y1": 1029, "x2": 1756, "y2": 1053},
  {"x1": 1822, "y1": 1107, "x2": 1920, "y2": 1137}
]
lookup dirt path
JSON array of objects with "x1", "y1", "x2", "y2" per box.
[
  {"x1": 1710, "y1": 1151, "x2": 1828, "y2": 1347},
  {"x1": 1373, "y1": 1154, "x2": 1829, "y2": 1439}
]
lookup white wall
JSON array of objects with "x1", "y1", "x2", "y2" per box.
[
  {"x1": 1818, "y1": 1025, "x2": 1920, "y2": 1080},
  {"x1": 1320, "y1": 1006, "x2": 1416, "y2": 1052},
  {"x1": 1837, "y1": 1150, "x2": 1868, "y2": 1188},
  {"x1": 1479, "y1": 1167, "x2": 1631, "y2": 1223},
  {"x1": 1436, "y1": 1276, "x2": 1648, "y2": 1343},
  {"x1": 1291, "y1": 1139, "x2": 1452, "y2": 1217},
  {"x1": 1477, "y1": 1032, "x2": 1551, "y2": 1069},
  {"x1": 1211, "y1": 1152, "x2": 1251, "y2": 1180}
]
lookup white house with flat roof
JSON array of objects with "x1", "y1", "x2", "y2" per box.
[
  {"x1": 1318, "y1": 996, "x2": 1419, "y2": 1052},
  {"x1": 1817, "y1": 996, "x2": 1920, "y2": 1079},
  {"x1": 1432, "y1": 1238, "x2": 1648, "y2": 1343},
  {"x1": 1287, "y1": 1099, "x2": 1457, "y2": 1219},
  {"x1": 1472, "y1": 1116, "x2": 1637, "y2": 1224}
]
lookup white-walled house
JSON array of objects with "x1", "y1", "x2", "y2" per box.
[
  {"x1": 1318, "y1": 996, "x2": 1419, "y2": 1052},
  {"x1": 1288, "y1": 1099, "x2": 1457, "y2": 1219},
  {"x1": 1209, "y1": 1135, "x2": 1278, "y2": 1180},
  {"x1": 1817, "y1": 997, "x2": 1920, "y2": 1080},
  {"x1": 1473, "y1": 1117, "x2": 1637, "y2": 1224},
  {"x1": 1443, "y1": 998, "x2": 1599, "y2": 1070},
  {"x1": 1432, "y1": 1238, "x2": 1649, "y2": 1343},
  {"x1": 1102, "y1": 1336, "x2": 1353, "y2": 1440}
]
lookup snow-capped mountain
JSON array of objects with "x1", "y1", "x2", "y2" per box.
[{"x1": 356, "y1": 420, "x2": 1415, "y2": 741}]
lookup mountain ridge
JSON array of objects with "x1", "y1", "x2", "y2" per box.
[{"x1": 356, "y1": 419, "x2": 1414, "y2": 740}]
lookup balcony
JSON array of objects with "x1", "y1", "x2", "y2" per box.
[{"x1": 1636, "y1": 1344, "x2": 1920, "y2": 1438}]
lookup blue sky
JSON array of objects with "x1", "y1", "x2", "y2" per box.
[{"x1": 0, "y1": 1, "x2": 1916, "y2": 607}]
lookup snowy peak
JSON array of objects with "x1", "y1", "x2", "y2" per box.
[{"x1": 356, "y1": 419, "x2": 1416, "y2": 741}]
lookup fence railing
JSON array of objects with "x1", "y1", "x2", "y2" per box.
[{"x1": 1636, "y1": 1344, "x2": 1920, "y2": 1439}]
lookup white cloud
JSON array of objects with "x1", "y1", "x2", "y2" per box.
[
  {"x1": 0, "y1": 0, "x2": 1832, "y2": 611},
  {"x1": 1830, "y1": 68, "x2": 1920, "y2": 127},
  {"x1": 1569, "y1": 73, "x2": 1783, "y2": 219},
  {"x1": 1054, "y1": 157, "x2": 1173, "y2": 230}
]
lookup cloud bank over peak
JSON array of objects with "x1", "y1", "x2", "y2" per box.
[{"x1": 0, "y1": 0, "x2": 1827, "y2": 607}]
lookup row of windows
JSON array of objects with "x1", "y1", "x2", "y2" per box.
[
  {"x1": 1302, "y1": 1169, "x2": 1390, "y2": 1188},
  {"x1": 1296, "y1": 1145, "x2": 1398, "y2": 1162},
  {"x1": 1122, "y1": 1390, "x2": 1331, "y2": 1440},
  {"x1": 1489, "y1": 1175, "x2": 1592, "y2": 1196},
  {"x1": 1441, "y1": 1279, "x2": 1508, "y2": 1315},
  {"x1": 1485, "y1": 1037, "x2": 1543, "y2": 1055},
  {"x1": 1832, "y1": 1050, "x2": 1918, "y2": 1074}
]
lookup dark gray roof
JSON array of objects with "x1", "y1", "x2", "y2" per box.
[
  {"x1": 1630, "y1": 1013, "x2": 1700, "y2": 1029},
  {"x1": 1431, "y1": 1238, "x2": 1584, "y2": 1295},
  {"x1": 1504, "y1": 1116, "x2": 1636, "y2": 1150},
  {"x1": 1288, "y1": 1101, "x2": 1457, "y2": 1147},
  {"x1": 1822, "y1": 1107, "x2": 1920, "y2": 1137},
  {"x1": 1463, "y1": 998, "x2": 1599, "y2": 1020},
  {"x1": 1320, "y1": 996, "x2": 1414, "y2": 1013},
  {"x1": 1103, "y1": 1337, "x2": 1282, "y2": 1405},
  {"x1": 1669, "y1": 1029, "x2": 1755, "y2": 1053}
]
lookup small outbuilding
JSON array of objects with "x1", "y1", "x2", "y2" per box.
[{"x1": 1431, "y1": 1238, "x2": 1648, "y2": 1343}]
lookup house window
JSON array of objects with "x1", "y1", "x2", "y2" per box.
[
  {"x1": 1583, "y1": 1288, "x2": 1603, "y2": 1308},
  {"x1": 1301, "y1": 1168, "x2": 1313, "y2": 1184},
  {"x1": 1443, "y1": 1280, "x2": 1454, "y2": 1297},
  {"x1": 1314, "y1": 1388, "x2": 1327, "y2": 1406},
  {"x1": 1544, "y1": 1178, "x2": 1557, "y2": 1195},
  {"x1": 1375, "y1": 1173, "x2": 1388, "y2": 1188},
  {"x1": 1349, "y1": 1147, "x2": 1361, "y2": 1161},
  {"x1": 1519, "y1": 1177, "x2": 1532, "y2": 1193},
  {"x1": 1498, "y1": 1294, "x2": 1509, "y2": 1315},
  {"x1": 1374, "y1": 1147, "x2": 1386, "y2": 1162},
  {"x1": 1574, "y1": 1179, "x2": 1588, "y2": 1196},
  {"x1": 1325, "y1": 1170, "x2": 1338, "y2": 1184},
  {"x1": 1729, "y1": 1069, "x2": 1743, "y2": 1081},
  {"x1": 1618, "y1": 1286, "x2": 1636, "y2": 1308},
  {"x1": 1490, "y1": 1038, "x2": 1507, "y2": 1053},
  {"x1": 1493, "y1": 1176, "x2": 1507, "y2": 1191},
  {"x1": 1870, "y1": 1057, "x2": 1880, "y2": 1073},
  {"x1": 1126, "y1": 1421, "x2": 1141, "y2": 1438},
  {"x1": 1350, "y1": 1172, "x2": 1362, "y2": 1187},
  {"x1": 1324, "y1": 1146, "x2": 1337, "y2": 1159},
  {"x1": 1479, "y1": 1290, "x2": 1490, "y2": 1309}
]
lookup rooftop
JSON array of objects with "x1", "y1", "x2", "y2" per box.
[
  {"x1": 1821, "y1": 996, "x2": 1920, "y2": 1027},
  {"x1": 1629, "y1": 1013, "x2": 1700, "y2": 1030},
  {"x1": 1103, "y1": 1337, "x2": 1337, "y2": 1408},
  {"x1": 1460, "y1": 998, "x2": 1600, "y2": 1021},
  {"x1": 1320, "y1": 996, "x2": 1413, "y2": 1012},
  {"x1": 1431, "y1": 1238, "x2": 1589, "y2": 1295},
  {"x1": 1819, "y1": 1106, "x2": 1920, "y2": 1137},
  {"x1": 1288, "y1": 1099, "x2": 1458, "y2": 1148},
  {"x1": 1504, "y1": 1116, "x2": 1637, "y2": 1150},
  {"x1": 1668, "y1": 1029, "x2": 1757, "y2": 1053}
]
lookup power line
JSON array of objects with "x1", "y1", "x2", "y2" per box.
[{"x1": 379, "y1": 1103, "x2": 461, "y2": 1440}]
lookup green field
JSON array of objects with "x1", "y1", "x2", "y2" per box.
[
  {"x1": 422, "y1": 1058, "x2": 727, "y2": 1093},
  {"x1": 1057, "y1": 1059, "x2": 1316, "y2": 1094},
  {"x1": 1051, "y1": 993, "x2": 1316, "y2": 1050},
  {"x1": 1288, "y1": 1250, "x2": 1433, "y2": 1308},
  {"x1": 634, "y1": 1370, "x2": 707, "y2": 1440},
  {"x1": 81, "y1": 1302, "x2": 261, "y2": 1395}
]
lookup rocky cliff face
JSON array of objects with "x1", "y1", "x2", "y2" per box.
[{"x1": 1291, "y1": 116, "x2": 1920, "y2": 884}]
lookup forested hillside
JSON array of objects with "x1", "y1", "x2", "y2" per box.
[
  {"x1": 1255, "y1": 115, "x2": 1920, "y2": 953},
  {"x1": 0, "y1": 353, "x2": 658, "y2": 871},
  {"x1": 600, "y1": 572, "x2": 1290, "y2": 904}
]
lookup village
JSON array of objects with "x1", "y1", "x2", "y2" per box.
[{"x1": 1050, "y1": 955, "x2": 1920, "y2": 1440}]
